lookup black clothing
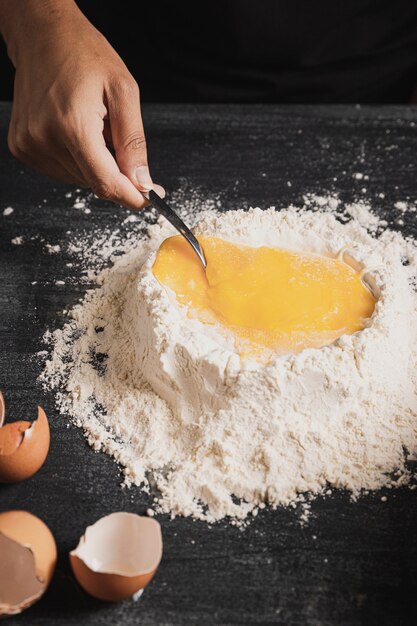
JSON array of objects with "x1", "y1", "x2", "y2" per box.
[{"x1": 1, "y1": 0, "x2": 417, "y2": 102}]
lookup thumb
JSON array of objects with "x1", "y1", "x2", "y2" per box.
[{"x1": 107, "y1": 80, "x2": 161, "y2": 194}]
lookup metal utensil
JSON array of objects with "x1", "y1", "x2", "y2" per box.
[{"x1": 144, "y1": 189, "x2": 207, "y2": 270}]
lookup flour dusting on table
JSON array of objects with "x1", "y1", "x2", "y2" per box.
[{"x1": 40, "y1": 195, "x2": 417, "y2": 523}]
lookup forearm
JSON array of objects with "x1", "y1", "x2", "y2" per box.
[{"x1": 0, "y1": 0, "x2": 80, "y2": 65}]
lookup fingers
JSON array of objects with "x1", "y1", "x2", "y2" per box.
[
  {"x1": 153, "y1": 184, "x2": 166, "y2": 198},
  {"x1": 8, "y1": 130, "x2": 86, "y2": 187},
  {"x1": 65, "y1": 113, "x2": 149, "y2": 209},
  {"x1": 8, "y1": 85, "x2": 164, "y2": 210},
  {"x1": 103, "y1": 117, "x2": 113, "y2": 149},
  {"x1": 8, "y1": 108, "x2": 87, "y2": 186},
  {"x1": 106, "y1": 78, "x2": 164, "y2": 195},
  {"x1": 17, "y1": 152, "x2": 84, "y2": 186}
]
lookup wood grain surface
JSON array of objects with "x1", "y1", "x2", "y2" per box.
[{"x1": 0, "y1": 102, "x2": 417, "y2": 625}]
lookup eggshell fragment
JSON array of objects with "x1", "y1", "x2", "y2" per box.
[
  {"x1": 0, "y1": 391, "x2": 5, "y2": 427},
  {"x1": 70, "y1": 512, "x2": 163, "y2": 602},
  {"x1": 0, "y1": 406, "x2": 50, "y2": 482},
  {"x1": 0, "y1": 511, "x2": 57, "y2": 615},
  {"x1": 0, "y1": 510, "x2": 57, "y2": 585},
  {"x1": 0, "y1": 534, "x2": 44, "y2": 615}
]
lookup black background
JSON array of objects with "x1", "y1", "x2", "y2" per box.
[
  {"x1": 1, "y1": 1, "x2": 417, "y2": 102},
  {"x1": 1, "y1": 102, "x2": 417, "y2": 625}
]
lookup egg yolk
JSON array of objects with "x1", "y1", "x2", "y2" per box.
[{"x1": 152, "y1": 236, "x2": 376, "y2": 359}]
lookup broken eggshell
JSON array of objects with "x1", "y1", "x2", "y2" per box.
[
  {"x1": 0, "y1": 510, "x2": 57, "y2": 615},
  {"x1": 0, "y1": 390, "x2": 5, "y2": 427},
  {"x1": 69, "y1": 512, "x2": 163, "y2": 602},
  {"x1": 0, "y1": 405, "x2": 50, "y2": 482}
]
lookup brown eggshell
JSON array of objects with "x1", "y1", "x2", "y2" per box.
[
  {"x1": 0, "y1": 533, "x2": 45, "y2": 615},
  {"x1": 0, "y1": 406, "x2": 50, "y2": 482},
  {"x1": 0, "y1": 390, "x2": 5, "y2": 427},
  {"x1": 69, "y1": 512, "x2": 163, "y2": 602},
  {"x1": 69, "y1": 557, "x2": 157, "y2": 602},
  {"x1": 0, "y1": 510, "x2": 57, "y2": 585}
]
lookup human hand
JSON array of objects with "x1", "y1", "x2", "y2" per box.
[{"x1": 1, "y1": 0, "x2": 163, "y2": 209}]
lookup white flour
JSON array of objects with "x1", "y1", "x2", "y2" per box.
[{"x1": 40, "y1": 196, "x2": 417, "y2": 523}]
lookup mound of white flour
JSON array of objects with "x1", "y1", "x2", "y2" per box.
[{"x1": 41, "y1": 200, "x2": 417, "y2": 522}]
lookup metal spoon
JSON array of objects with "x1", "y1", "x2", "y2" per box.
[{"x1": 144, "y1": 189, "x2": 207, "y2": 270}]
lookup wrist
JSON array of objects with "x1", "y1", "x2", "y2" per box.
[{"x1": 0, "y1": 0, "x2": 80, "y2": 66}]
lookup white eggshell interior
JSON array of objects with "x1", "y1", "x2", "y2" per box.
[{"x1": 71, "y1": 512, "x2": 162, "y2": 576}]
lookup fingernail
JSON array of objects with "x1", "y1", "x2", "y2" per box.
[
  {"x1": 135, "y1": 165, "x2": 153, "y2": 192},
  {"x1": 154, "y1": 184, "x2": 166, "y2": 198}
]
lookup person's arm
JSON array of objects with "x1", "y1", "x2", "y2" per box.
[{"x1": 0, "y1": 0, "x2": 163, "y2": 208}]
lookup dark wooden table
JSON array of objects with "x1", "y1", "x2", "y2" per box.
[{"x1": 1, "y1": 102, "x2": 417, "y2": 626}]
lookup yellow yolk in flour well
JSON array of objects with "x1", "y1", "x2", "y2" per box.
[{"x1": 152, "y1": 236, "x2": 376, "y2": 359}]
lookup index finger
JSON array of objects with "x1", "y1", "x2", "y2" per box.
[{"x1": 65, "y1": 114, "x2": 148, "y2": 209}]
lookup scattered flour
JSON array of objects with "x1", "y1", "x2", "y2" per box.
[
  {"x1": 72, "y1": 194, "x2": 93, "y2": 214},
  {"x1": 40, "y1": 194, "x2": 417, "y2": 523},
  {"x1": 395, "y1": 201, "x2": 416, "y2": 214},
  {"x1": 11, "y1": 236, "x2": 24, "y2": 245},
  {"x1": 46, "y1": 244, "x2": 61, "y2": 254}
]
